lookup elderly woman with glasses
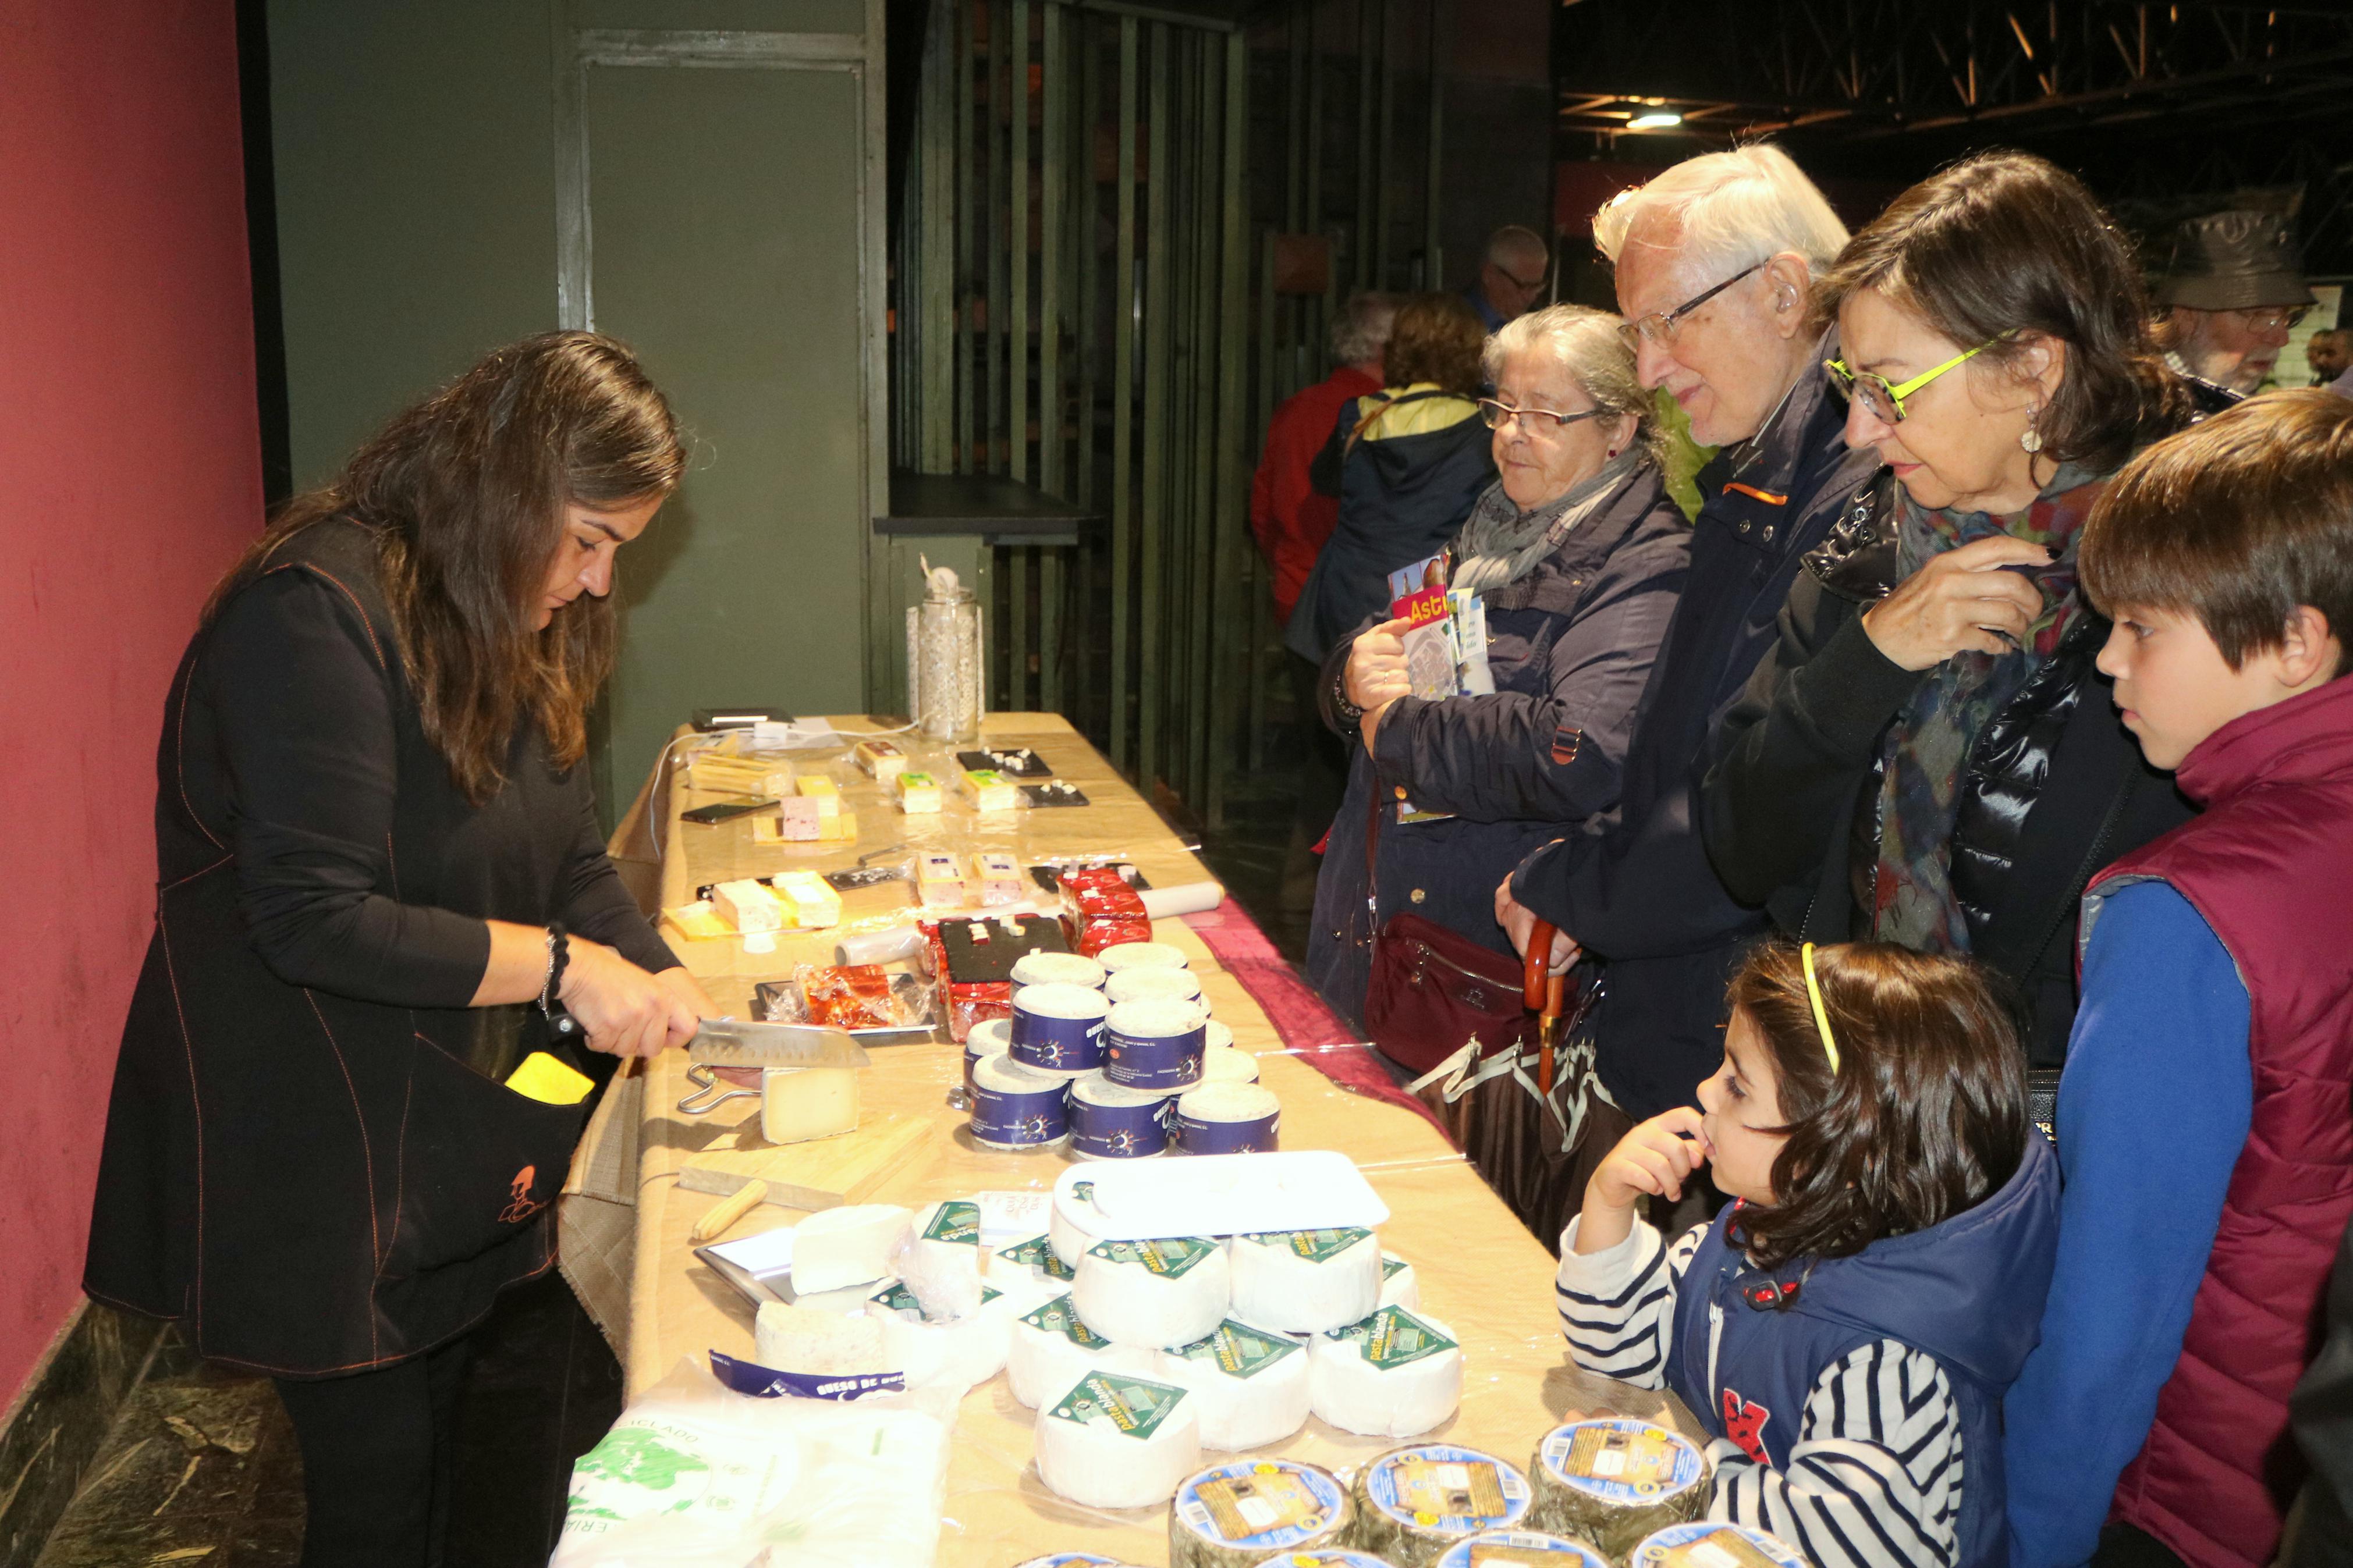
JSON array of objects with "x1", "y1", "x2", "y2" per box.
[{"x1": 1304, "y1": 304, "x2": 1688, "y2": 1045}]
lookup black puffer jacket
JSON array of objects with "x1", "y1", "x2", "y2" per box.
[{"x1": 1699, "y1": 471, "x2": 2195, "y2": 1068}]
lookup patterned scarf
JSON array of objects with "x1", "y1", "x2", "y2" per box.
[
  {"x1": 1856, "y1": 463, "x2": 2110, "y2": 950},
  {"x1": 1449, "y1": 452, "x2": 1644, "y2": 596}
]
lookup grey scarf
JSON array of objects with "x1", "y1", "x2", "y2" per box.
[{"x1": 1449, "y1": 451, "x2": 1644, "y2": 595}]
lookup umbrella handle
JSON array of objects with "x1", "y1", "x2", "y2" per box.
[{"x1": 1522, "y1": 919, "x2": 1558, "y2": 1011}]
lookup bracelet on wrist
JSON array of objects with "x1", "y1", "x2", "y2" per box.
[{"x1": 541, "y1": 923, "x2": 569, "y2": 1013}]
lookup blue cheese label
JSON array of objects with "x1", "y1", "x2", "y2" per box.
[
  {"x1": 1048, "y1": 1370, "x2": 1188, "y2": 1439},
  {"x1": 1539, "y1": 1420, "x2": 1704, "y2": 1503},
  {"x1": 1021, "y1": 1293, "x2": 1112, "y2": 1349},
  {"x1": 1173, "y1": 1320, "x2": 1303, "y2": 1379},
  {"x1": 1364, "y1": 1445, "x2": 1531, "y2": 1534},
  {"x1": 1087, "y1": 1236, "x2": 1218, "y2": 1278},
  {"x1": 1173, "y1": 1459, "x2": 1346, "y2": 1548},
  {"x1": 1326, "y1": 1306, "x2": 1457, "y2": 1370}
]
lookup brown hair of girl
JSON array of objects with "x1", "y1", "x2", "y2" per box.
[
  {"x1": 1812, "y1": 150, "x2": 2196, "y2": 474},
  {"x1": 1380, "y1": 292, "x2": 1489, "y2": 398},
  {"x1": 209, "y1": 332, "x2": 684, "y2": 801},
  {"x1": 1726, "y1": 941, "x2": 2030, "y2": 1272}
]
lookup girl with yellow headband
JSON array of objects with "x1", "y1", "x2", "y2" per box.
[{"x1": 1552, "y1": 941, "x2": 2059, "y2": 1568}]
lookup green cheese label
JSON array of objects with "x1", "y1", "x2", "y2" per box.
[
  {"x1": 1328, "y1": 1306, "x2": 1457, "y2": 1370},
  {"x1": 1382, "y1": 1255, "x2": 1408, "y2": 1280},
  {"x1": 922, "y1": 1200, "x2": 981, "y2": 1244},
  {"x1": 1020, "y1": 1293, "x2": 1110, "y2": 1348},
  {"x1": 1088, "y1": 1236, "x2": 1219, "y2": 1277},
  {"x1": 871, "y1": 1280, "x2": 999, "y2": 1315},
  {"x1": 899, "y1": 771, "x2": 935, "y2": 787},
  {"x1": 1175, "y1": 1320, "x2": 1301, "y2": 1380},
  {"x1": 1071, "y1": 1181, "x2": 1096, "y2": 1203},
  {"x1": 1048, "y1": 1370, "x2": 1188, "y2": 1439},
  {"x1": 1242, "y1": 1227, "x2": 1371, "y2": 1262},
  {"x1": 993, "y1": 1235, "x2": 1075, "y2": 1279}
]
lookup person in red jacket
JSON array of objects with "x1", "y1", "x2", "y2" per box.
[
  {"x1": 2004, "y1": 390, "x2": 2353, "y2": 1568},
  {"x1": 1252, "y1": 290, "x2": 1396, "y2": 912}
]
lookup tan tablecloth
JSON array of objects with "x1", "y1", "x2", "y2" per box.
[{"x1": 560, "y1": 714, "x2": 1695, "y2": 1567}]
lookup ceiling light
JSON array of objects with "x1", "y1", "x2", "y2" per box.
[{"x1": 1627, "y1": 111, "x2": 1683, "y2": 130}]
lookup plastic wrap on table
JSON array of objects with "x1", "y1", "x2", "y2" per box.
[{"x1": 760, "y1": 963, "x2": 937, "y2": 1032}]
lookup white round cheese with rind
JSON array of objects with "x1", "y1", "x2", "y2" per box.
[
  {"x1": 1379, "y1": 1251, "x2": 1421, "y2": 1312},
  {"x1": 1201, "y1": 1044, "x2": 1258, "y2": 1085},
  {"x1": 1034, "y1": 1367, "x2": 1202, "y2": 1510},
  {"x1": 753, "y1": 1301, "x2": 890, "y2": 1376},
  {"x1": 1307, "y1": 1306, "x2": 1463, "y2": 1438},
  {"x1": 987, "y1": 1232, "x2": 1078, "y2": 1289},
  {"x1": 1155, "y1": 1320, "x2": 1311, "y2": 1451},
  {"x1": 1073, "y1": 1237, "x2": 1233, "y2": 1350},
  {"x1": 868, "y1": 1278, "x2": 1017, "y2": 1394},
  {"x1": 1095, "y1": 940, "x2": 1190, "y2": 973},
  {"x1": 1049, "y1": 1178, "x2": 1109, "y2": 1268},
  {"x1": 1008, "y1": 1293, "x2": 1157, "y2": 1409},
  {"x1": 1166, "y1": 1458, "x2": 1352, "y2": 1568},
  {"x1": 1351, "y1": 1443, "x2": 1535, "y2": 1567},
  {"x1": 1229, "y1": 1228, "x2": 1382, "y2": 1335},
  {"x1": 897, "y1": 1199, "x2": 985, "y2": 1320}
]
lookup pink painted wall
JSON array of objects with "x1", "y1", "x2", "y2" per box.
[{"x1": 0, "y1": 0, "x2": 262, "y2": 1407}]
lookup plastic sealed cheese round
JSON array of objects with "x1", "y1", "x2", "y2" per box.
[
  {"x1": 1167, "y1": 1459, "x2": 1351, "y2": 1568},
  {"x1": 866, "y1": 1279, "x2": 1017, "y2": 1393},
  {"x1": 1306, "y1": 1307, "x2": 1463, "y2": 1438},
  {"x1": 1230, "y1": 1228, "x2": 1382, "y2": 1335},
  {"x1": 1351, "y1": 1444, "x2": 1534, "y2": 1568},
  {"x1": 1009, "y1": 1293, "x2": 1156, "y2": 1409},
  {"x1": 1630, "y1": 1521, "x2": 1809, "y2": 1568},
  {"x1": 1096, "y1": 940, "x2": 1190, "y2": 973},
  {"x1": 1528, "y1": 1420, "x2": 1709, "y2": 1561},
  {"x1": 1010, "y1": 951, "x2": 1109, "y2": 990},
  {"x1": 1073, "y1": 1237, "x2": 1233, "y2": 1350},
  {"x1": 1035, "y1": 1368, "x2": 1202, "y2": 1510},
  {"x1": 898, "y1": 1199, "x2": 984, "y2": 1319},
  {"x1": 1432, "y1": 1531, "x2": 1608, "y2": 1568},
  {"x1": 1158, "y1": 1319, "x2": 1311, "y2": 1450}
]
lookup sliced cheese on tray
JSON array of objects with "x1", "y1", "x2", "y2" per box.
[
  {"x1": 1035, "y1": 1368, "x2": 1201, "y2": 1510},
  {"x1": 1166, "y1": 1458, "x2": 1353, "y2": 1568},
  {"x1": 1073, "y1": 1237, "x2": 1233, "y2": 1351},
  {"x1": 1229, "y1": 1228, "x2": 1382, "y2": 1335},
  {"x1": 1307, "y1": 1307, "x2": 1463, "y2": 1438},
  {"x1": 1157, "y1": 1320, "x2": 1311, "y2": 1451},
  {"x1": 791, "y1": 1204, "x2": 913, "y2": 1295}
]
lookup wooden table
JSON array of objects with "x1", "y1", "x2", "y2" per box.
[{"x1": 560, "y1": 713, "x2": 1693, "y2": 1567}]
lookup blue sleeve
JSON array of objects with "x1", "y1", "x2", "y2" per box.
[{"x1": 2003, "y1": 880, "x2": 2252, "y2": 1568}]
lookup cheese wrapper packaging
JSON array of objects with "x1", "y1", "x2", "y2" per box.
[
  {"x1": 1350, "y1": 1444, "x2": 1534, "y2": 1568},
  {"x1": 1528, "y1": 1420, "x2": 1709, "y2": 1562},
  {"x1": 1307, "y1": 1307, "x2": 1463, "y2": 1438},
  {"x1": 1167, "y1": 1459, "x2": 1353, "y2": 1568},
  {"x1": 1230, "y1": 1228, "x2": 1382, "y2": 1335},
  {"x1": 1009, "y1": 1292, "x2": 1155, "y2": 1410},
  {"x1": 975, "y1": 850, "x2": 1025, "y2": 906},
  {"x1": 896, "y1": 1199, "x2": 985, "y2": 1320},
  {"x1": 711, "y1": 878, "x2": 785, "y2": 935},
  {"x1": 853, "y1": 737, "x2": 909, "y2": 781},
  {"x1": 1379, "y1": 1252, "x2": 1422, "y2": 1311},
  {"x1": 898, "y1": 770, "x2": 944, "y2": 814},
  {"x1": 1157, "y1": 1320, "x2": 1311, "y2": 1451},
  {"x1": 1035, "y1": 1368, "x2": 1201, "y2": 1510},
  {"x1": 1433, "y1": 1532, "x2": 1609, "y2": 1568},
  {"x1": 796, "y1": 773, "x2": 842, "y2": 818},
  {"x1": 959, "y1": 767, "x2": 1020, "y2": 812},
  {"x1": 1049, "y1": 1178, "x2": 1108, "y2": 1268},
  {"x1": 1074, "y1": 1236, "x2": 1233, "y2": 1350},
  {"x1": 1630, "y1": 1523, "x2": 1809, "y2": 1568}
]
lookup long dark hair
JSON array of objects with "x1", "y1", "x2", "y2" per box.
[
  {"x1": 209, "y1": 332, "x2": 683, "y2": 801},
  {"x1": 1814, "y1": 150, "x2": 2196, "y2": 474},
  {"x1": 1726, "y1": 942, "x2": 2029, "y2": 1272}
]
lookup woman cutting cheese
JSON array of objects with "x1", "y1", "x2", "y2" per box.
[{"x1": 84, "y1": 332, "x2": 717, "y2": 1568}]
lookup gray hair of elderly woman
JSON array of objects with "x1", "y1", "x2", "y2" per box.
[
  {"x1": 1329, "y1": 291, "x2": 1399, "y2": 368},
  {"x1": 1481, "y1": 304, "x2": 1665, "y2": 465}
]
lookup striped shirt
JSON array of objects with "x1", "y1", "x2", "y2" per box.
[{"x1": 1556, "y1": 1218, "x2": 1965, "y2": 1568}]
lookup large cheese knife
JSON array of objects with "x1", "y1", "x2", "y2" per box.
[{"x1": 677, "y1": 1019, "x2": 869, "y2": 1114}]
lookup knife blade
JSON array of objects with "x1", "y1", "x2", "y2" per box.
[{"x1": 688, "y1": 1018, "x2": 871, "y2": 1071}]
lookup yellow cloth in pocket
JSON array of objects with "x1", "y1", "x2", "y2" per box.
[{"x1": 505, "y1": 1050, "x2": 595, "y2": 1105}]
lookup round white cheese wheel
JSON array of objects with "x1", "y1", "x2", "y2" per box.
[
  {"x1": 897, "y1": 1198, "x2": 985, "y2": 1320},
  {"x1": 1631, "y1": 1523, "x2": 1808, "y2": 1568},
  {"x1": 1200, "y1": 1043, "x2": 1258, "y2": 1085},
  {"x1": 1307, "y1": 1307, "x2": 1464, "y2": 1438},
  {"x1": 1034, "y1": 1367, "x2": 1202, "y2": 1510},
  {"x1": 1156, "y1": 1320, "x2": 1311, "y2": 1451},
  {"x1": 1528, "y1": 1420, "x2": 1710, "y2": 1561},
  {"x1": 1007, "y1": 1293, "x2": 1158, "y2": 1410},
  {"x1": 1049, "y1": 1178, "x2": 1109, "y2": 1268},
  {"x1": 1105, "y1": 966, "x2": 1205, "y2": 1008},
  {"x1": 1229, "y1": 1228, "x2": 1382, "y2": 1335},
  {"x1": 1010, "y1": 951, "x2": 1109, "y2": 990},
  {"x1": 986, "y1": 1232, "x2": 1077, "y2": 1289},
  {"x1": 753, "y1": 1301, "x2": 890, "y2": 1377},
  {"x1": 1166, "y1": 1458, "x2": 1353, "y2": 1568},
  {"x1": 1434, "y1": 1531, "x2": 1609, "y2": 1568},
  {"x1": 869, "y1": 1279, "x2": 1017, "y2": 1393},
  {"x1": 1095, "y1": 940, "x2": 1189, "y2": 973},
  {"x1": 1351, "y1": 1443, "x2": 1535, "y2": 1567},
  {"x1": 1073, "y1": 1237, "x2": 1233, "y2": 1351},
  {"x1": 1379, "y1": 1251, "x2": 1421, "y2": 1312}
]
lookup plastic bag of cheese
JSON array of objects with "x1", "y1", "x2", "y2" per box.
[{"x1": 552, "y1": 1357, "x2": 954, "y2": 1568}]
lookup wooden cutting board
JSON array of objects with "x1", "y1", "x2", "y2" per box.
[{"x1": 675, "y1": 1112, "x2": 929, "y2": 1213}]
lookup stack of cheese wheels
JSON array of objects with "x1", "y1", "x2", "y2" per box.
[
  {"x1": 1073, "y1": 1237, "x2": 1233, "y2": 1350},
  {"x1": 1066, "y1": 1074, "x2": 1177, "y2": 1159},
  {"x1": 1007, "y1": 1293, "x2": 1156, "y2": 1409},
  {"x1": 1171, "y1": 1080, "x2": 1282, "y2": 1154},
  {"x1": 1034, "y1": 1366, "x2": 1202, "y2": 1509},
  {"x1": 1200, "y1": 1042, "x2": 1259, "y2": 1085},
  {"x1": 1631, "y1": 1522, "x2": 1811, "y2": 1568},
  {"x1": 1012, "y1": 982, "x2": 1113, "y2": 1073},
  {"x1": 1528, "y1": 1420, "x2": 1710, "y2": 1561},
  {"x1": 1307, "y1": 1306, "x2": 1464, "y2": 1438},
  {"x1": 1166, "y1": 1458, "x2": 1354, "y2": 1568},
  {"x1": 964, "y1": 1018, "x2": 1014, "y2": 1095},
  {"x1": 1230, "y1": 1228, "x2": 1383, "y2": 1334},
  {"x1": 1348, "y1": 1443, "x2": 1536, "y2": 1568},
  {"x1": 1010, "y1": 951, "x2": 1109, "y2": 991},
  {"x1": 1155, "y1": 1320, "x2": 1312, "y2": 1450},
  {"x1": 1433, "y1": 1532, "x2": 1609, "y2": 1568},
  {"x1": 969, "y1": 1055, "x2": 1071, "y2": 1150},
  {"x1": 1095, "y1": 940, "x2": 1189, "y2": 975},
  {"x1": 1105, "y1": 966, "x2": 1206, "y2": 1009}
]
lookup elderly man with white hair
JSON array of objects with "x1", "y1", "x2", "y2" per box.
[
  {"x1": 1494, "y1": 145, "x2": 1883, "y2": 1221},
  {"x1": 1467, "y1": 225, "x2": 1552, "y2": 331}
]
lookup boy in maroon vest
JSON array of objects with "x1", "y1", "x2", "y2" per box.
[{"x1": 2005, "y1": 389, "x2": 2353, "y2": 1568}]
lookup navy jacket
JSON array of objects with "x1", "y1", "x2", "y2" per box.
[
  {"x1": 1509, "y1": 353, "x2": 1882, "y2": 1119},
  {"x1": 1669, "y1": 1133, "x2": 2061, "y2": 1568},
  {"x1": 1306, "y1": 464, "x2": 1688, "y2": 1026}
]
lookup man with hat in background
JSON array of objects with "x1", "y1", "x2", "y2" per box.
[{"x1": 2155, "y1": 208, "x2": 2317, "y2": 394}]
